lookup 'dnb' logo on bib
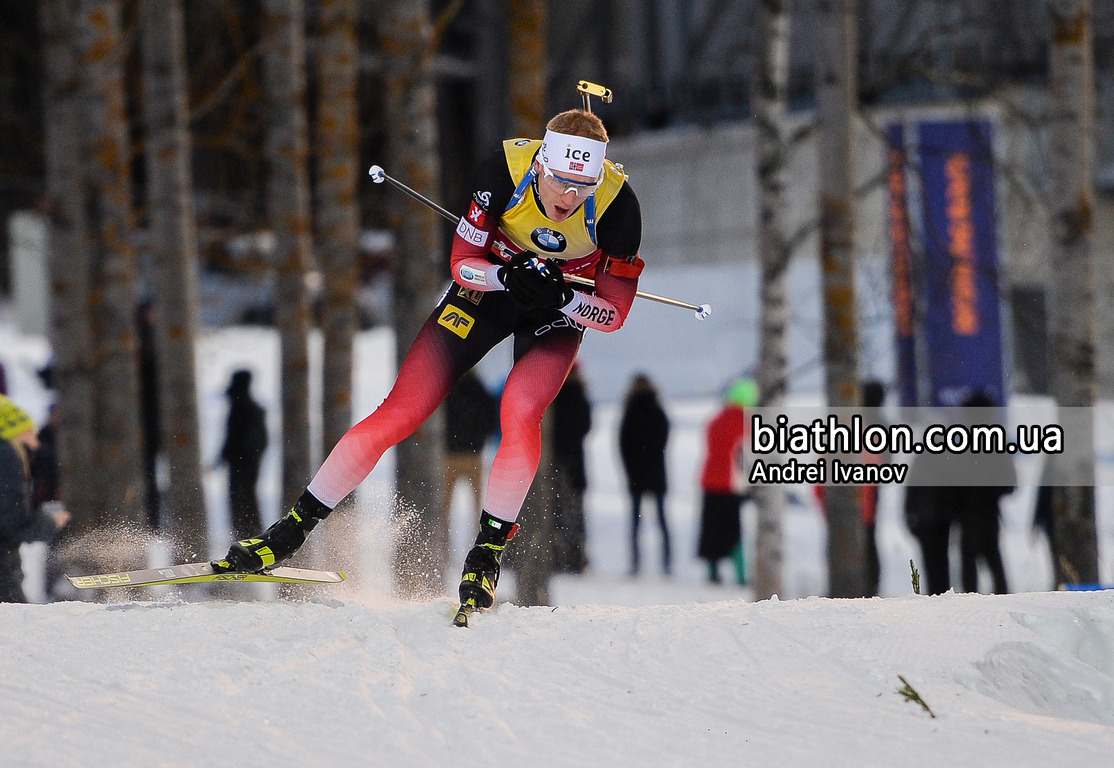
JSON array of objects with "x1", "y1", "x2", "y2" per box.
[{"x1": 530, "y1": 228, "x2": 567, "y2": 253}]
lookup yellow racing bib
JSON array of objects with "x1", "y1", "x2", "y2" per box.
[{"x1": 496, "y1": 139, "x2": 628, "y2": 267}]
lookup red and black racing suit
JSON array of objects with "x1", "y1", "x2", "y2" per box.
[{"x1": 306, "y1": 146, "x2": 642, "y2": 522}]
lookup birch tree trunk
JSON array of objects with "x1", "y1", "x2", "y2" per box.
[
  {"x1": 42, "y1": 0, "x2": 97, "y2": 537},
  {"x1": 77, "y1": 0, "x2": 145, "y2": 529},
  {"x1": 816, "y1": 0, "x2": 864, "y2": 597},
  {"x1": 311, "y1": 0, "x2": 361, "y2": 571},
  {"x1": 509, "y1": 0, "x2": 546, "y2": 138},
  {"x1": 507, "y1": 0, "x2": 553, "y2": 607},
  {"x1": 752, "y1": 0, "x2": 792, "y2": 601},
  {"x1": 1047, "y1": 0, "x2": 1099, "y2": 584},
  {"x1": 381, "y1": 0, "x2": 446, "y2": 598},
  {"x1": 314, "y1": 0, "x2": 360, "y2": 460},
  {"x1": 140, "y1": 0, "x2": 207, "y2": 561},
  {"x1": 263, "y1": 0, "x2": 313, "y2": 512}
]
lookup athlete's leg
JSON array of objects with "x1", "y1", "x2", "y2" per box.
[
  {"x1": 481, "y1": 319, "x2": 582, "y2": 521},
  {"x1": 213, "y1": 289, "x2": 515, "y2": 573},
  {"x1": 308, "y1": 291, "x2": 506, "y2": 508}
]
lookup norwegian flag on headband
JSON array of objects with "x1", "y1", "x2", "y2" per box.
[{"x1": 569, "y1": 161, "x2": 584, "y2": 172}]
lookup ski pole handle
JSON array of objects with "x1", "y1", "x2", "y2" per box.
[{"x1": 369, "y1": 165, "x2": 457, "y2": 223}]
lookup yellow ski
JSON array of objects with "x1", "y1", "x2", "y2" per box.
[{"x1": 66, "y1": 562, "x2": 346, "y2": 589}]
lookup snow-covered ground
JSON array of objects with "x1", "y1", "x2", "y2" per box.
[
  {"x1": 5, "y1": 590, "x2": 1114, "y2": 767},
  {"x1": 3, "y1": 315, "x2": 1114, "y2": 766}
]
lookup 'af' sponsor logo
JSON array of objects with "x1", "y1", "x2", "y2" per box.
[
  {"x1": 456, "y1": 218, "x2": 489, "y2": 248},
  {"x1": 473, "y1": 190, "x2": 491, "y2": 207},
  {"x1": 438, "y1": 304, "x2": 475, "y2": 339},
  {"x1": 530, "y1": 228, "x2": 567, "y2": 253}
]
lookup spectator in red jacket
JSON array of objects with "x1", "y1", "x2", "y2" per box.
[{"x1": 697, "y1": 378, "x2": 758, "y2": 584}]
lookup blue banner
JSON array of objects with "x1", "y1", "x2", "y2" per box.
[{"x1": 916, "y1": 120, "x2": 1005, "y2": 407}]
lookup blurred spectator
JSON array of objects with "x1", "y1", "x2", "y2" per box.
[
  {"x1": 218, "y1": 370, "x2": 269, "y2": 541},
  {"x1": 441, "y1": 370, "x2": 499, "y2": 549},
  {"x1": 619, "y1": 373, "x2": 671, "y2": 575},
  {"x1": 30, "y1": 406, "x2": 60, "y2": 510},
  {"x1": 0, "y1": 395, "x2": 70, "y2": 603},
  {"x1": 697, "y1": 378, "x2": 757, "y2": 585},
  {"x1": 0, "y1": 361, "x2": 7, "y2": 395},
  {"x1": 551, "y1": 363, "x2": 592, "y2": 573},
  {"x1": 1031, "y1": 461, "x2": 1058, "y2": 588},
  {"x1": 37, "y1": 362, "x2": 53, "y2": 390},
  {"x1": 952, "y1": 391, "x2": 1015, "y2": 594},
  {"x1": 30, "y1": 406, "x2": 64, "y2": 600},
  {"x1": 903, "y1": 453, "x2": 953, "y2": 595}
]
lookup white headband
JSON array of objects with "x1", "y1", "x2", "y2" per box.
[{"x1": 540, "y1": 129, "x2": 607, "y2": 180}]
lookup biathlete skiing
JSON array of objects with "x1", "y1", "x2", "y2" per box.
[{"x1": 212, "y1": 97, "x2": 644, "y2": 623}]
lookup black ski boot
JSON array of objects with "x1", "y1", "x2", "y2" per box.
[
  {"x1": 212, "y1": 490, "x2": 332, "y2": 573},
  {"x1": 458, "y1": 511, "x2": 519, "y2": 610}
]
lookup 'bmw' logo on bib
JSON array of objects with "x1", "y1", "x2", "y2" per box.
[{"x1": 531, "y1": 228, "x2": 567, "y2": 253}]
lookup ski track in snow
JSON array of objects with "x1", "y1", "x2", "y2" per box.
[{"x1": 3, "y1": 591, "x2": 1114, "y2": 767}]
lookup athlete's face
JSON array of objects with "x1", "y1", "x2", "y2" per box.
[{"x1": 533, "y1": 160, "x2": 597, "y2": 222}]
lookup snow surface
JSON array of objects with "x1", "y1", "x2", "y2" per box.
[
  {"x1": 4, "y1": 590, "x2": 1114, "y2": 766},
  {"x1": 3, "y1": 316, "x2": 1114, "y2": 766}
]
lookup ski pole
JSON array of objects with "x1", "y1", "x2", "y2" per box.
[{"x1": 368, "y1": 165, "x2": 712, "y2": 321}]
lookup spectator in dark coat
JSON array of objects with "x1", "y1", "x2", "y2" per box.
[
  {"x1": 218, "y1": 371, "x2": 269, "y2": 541},
  {"x1": 551, "y1": 363, "x2": 592, "y2": 573},
  {"x1": 1031, "y1": 459, "x2": 1061, "y2": 589},
  {"x1": 442, "y1": 370, "x2": 499, "y2": 555},
  {"x1": 903, "y1": 449, "x2": 954, "y2": 595},
  {"x1": 30, "y1": 406, "x2": 60, "y2": 511},
  {"x1": 0, "y1": 396, "x2": 70, "y2": 603},
  {"x1": 30, "y1": 406, "x2": 65, "y2": 600},
  {"x1": 952, "y1": 391, "x2": 1015, "y2": 594},
  {"x1": 619, "y1": 373, "x2": 671, "y2": 575}
]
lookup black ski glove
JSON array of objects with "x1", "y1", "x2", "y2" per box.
[
  {"x1": 498, "y1": 252, "x2": 574, "y2": 310},
  {"x1": 542, "y1": 259, "x2": 575, "y2": 308}
]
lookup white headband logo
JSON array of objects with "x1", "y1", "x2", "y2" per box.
[{"x1": 540, "y1": 130, "x2": 607, "y2": 180}]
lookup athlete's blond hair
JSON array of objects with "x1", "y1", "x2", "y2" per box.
[{"x1": 546, "y1": 109, "x2": 608, "y2": 143}]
